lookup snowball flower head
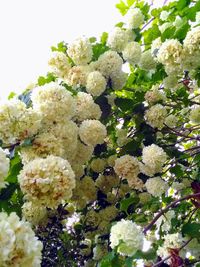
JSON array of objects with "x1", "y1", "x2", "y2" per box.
[
  {"x1": 22, "y1": 202, "x2": 48, "y2": 226},
  {"x1": 164, "y1": 114, "x2": 178, "y2": 128},
  {"x1": 125, "y1": 8, "x2": 144, "y2": 29},
  {"x1": 184, "y1": 26, "x2": 200, "y2": 55},
  {"x1": 122, "y1": 41, "x2": 141, "y2": 65},
  {"x1": 157, "y1": 233, "x2": 186, "y2": 259},
  {"x1": 0, "y1": 99, "x2": 41, "y2": 144},
  {"x1": 139, "y1": 50, "x2": 156, "y2": 70},
  {"x1": 86, "y1": 71, "x2": 107, "y2": 96},
  {"x1": 66, "y1": 65, "x2": 92, "y2": 87},
  {"x1": 67, "y1": 37, "x2": 93, "y2": 65},
  {"x1": 0, "y1": 212, "x2": 43, "y2": 267},
  {"x1": 75, "y1": 92, "x2": 102, "y2": 121},
  {"x1": 142, "y1": 144, "x2": 167, "y2": 175},
  {"x1": 157, "y1": 39, "x2": 183, "y2": 67},
  {"x1": 31, "y1": 82, "x2": 76, "y2": 122},
  {"x1": 145, "y1": 177, "x2": 168, "y2": 197},
  {"x1": 0, "y1": 148, "x2": 9, "y2": 189},
  {"x1": 107, "y1": 27, "x2": 130, "y2": 52},
  {"x1": 145, "y1": 104, "x2": 168, "y2": 129},
  {"x1": 94, "y1": 50, "x2": 123, "y2": 79},
  {"x1": 18, "y1": 155, "x2": 75, "y2": 208},
  {"x1": 189, "y1": 106, "x2": 200, "y2": 124},
  {"x1": 145, "y1": 85, "x2": 166, "y2": 105},
  {"x1": 114, "y1": 155, "x2": 140, "y2": 180},
  {"x1": 79, "y1": 119, "x2": 107, "y2": 146},
  {"x1": 110, "y1": 219, "x2": 144, "y2": 256},
  {"x1": 111, "y1": 71, "x2": 127, "y2": 90},
  {"x1": 48, "y1": 51, "x2": 71, "y2": 78}
]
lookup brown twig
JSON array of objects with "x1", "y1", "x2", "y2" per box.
[{"x1": 143, "y1": 193, "x2": 200, "y2": 234}]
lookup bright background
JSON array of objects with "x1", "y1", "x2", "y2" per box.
[{"x1": 0, "y1": 0, "x2": 162, "y2": 100}]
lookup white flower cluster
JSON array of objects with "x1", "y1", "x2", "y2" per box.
[
  {"x1": 110, "y1": 219, "x2": 144, "y2": 256},
  {"x1": 183, "y1": 26, "x2": 200, "y2": 69},
  {"x1": 66, "y1": 65, "x2": 92, "y2": 87},
  {"x1": 189, "y1": 105, "x2": 200, "y2": 124},
  {"x1": 122, "y1": 41, "x2": 141, "y2": 65},
  {"x1": 145, "y1": 84, "x2": 166, "y2": 105},
  {"x1": 0, "y1": 99, "x2": 41, "y2": 144},
  {"x1": 93, "y1": 50, "x2": 123, "y2": 79},
  {"x1": 0, "y1": 212, "x2": 43, "y2": 267},
  {"x1": 79, "y1": 119, "x2": 107, "y2": 146},
  {"x1": 156, "y1": 210, "x2": 175, "y2": 232},
  {"x1": 22, "y1": 202, "x2": 48, "y2": 226},
  {"x1": 157, "y1": 233, "x2": 186, "y2": 259},
  {"x1": 75, "y1": 92, "x2": 102, "y2": 121},
  {"x1": 18, "y1": 155, "x2": 75, "y2": 208},
  {"x1": 164, "y1": 114, "x2": 178, "y2": 128},
  {"x1": 145, "y1": 176, "x2": 168, "y2": 197},
  {"x1": 31, "y1": 82, "x2": 76, "y2": 122},
  {"x1": 145, "y1": 104, "x2": 168, "y2": 129},
  {"x1": 125, "y1": 8, "x2": 144, "y2": 29},
  {"x1": 157, "y1": 39, "x2": 183, "y2": 74},
  {"x1": 48, "y1": 51, "x2": 71, "y2": 78},
  {"x1": 140, "y1": 144, "x2": 167, "y2": 176},
  {"x1": 67, "y1": 37, "x2": 93, "y2": 65},
  {"x1": 86, "y1": 71, "x2": 107, "y2": 96},
  {"x1": 107, "y1": 27, "x2": 130, "y2": 52},
  {"x1": 114, "y1": 155, "x2": 144, "y2": 189},
  {"x1": 0, "y1": 148, "x2": 9, "y2": 189},
  {"x1": 139, "y1": 50, "x2": 157, "y2": 71}
]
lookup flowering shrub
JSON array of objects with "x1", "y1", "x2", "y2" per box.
[{"x1": 1, "y1": 0, "x2": 200, "y2": 266}]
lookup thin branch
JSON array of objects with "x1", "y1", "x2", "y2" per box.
[
  {"x1": 143, "y1": 192, "x2": 200, "y2": 234},
  {"x1": 152, "y1": 238, "x2": 193, "y2": 267}
]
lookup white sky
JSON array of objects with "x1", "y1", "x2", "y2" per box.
[{"x1": 0, "y1": 0, "x2": 162, "y2": 100}]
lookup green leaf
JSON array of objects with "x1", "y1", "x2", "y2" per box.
[
  {"x1": 120, "y1": 196, "x2": 139, "y2": 214},
  {"x1": 8, "y1": 92, "x2": 16, "y2": 100},
  {"x1": 161, "y1": 25, "x2": 176, "y2": 42},
  {"x1": 176, "y1": 0, "x2": 191, "y2": 10},
  {"x1": 89, "y1": 37, "x2": 97, "y2": 43},
  {"x1": 51, "y1": 41, "x2": 67, "y2": 53},
  {"x1": 0, "y1": 184, "x2": 18, "y2": 201},
  {"x1": 115, "y1": 97, "x2": 134, "y2": 112},
  {"x1": 126, "y1": 0, "x2": 135, "y2": 7},
  {"x1": 38, "y1": 73, "x2": 55, "y2": 86},
  {"x1": 182, "y1": 223, "x2": 200, "y2": 238},
  {"x1": 92, "y1": 43, "x2": 109, "y2": 61},
  {"x1": 100, "y1": 32, "x2": 108, "y2": 45},
  {"x1": 170, "y1": 165, "x2": 184, "y2": 178},
  {"x1": 116, "y1": 0, "x2": 128, "y2": 15},
  {"x1": 98, "y1": 251, "x2": 115, "y2": 267}
]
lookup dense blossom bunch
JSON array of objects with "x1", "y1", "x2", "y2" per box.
[
  {"x1": 1, "y1": 0, "x2": 200, "y2": 266},
  {"x1": 48, "y1": 51, "x2": 71, "y2": 78},
  {"x1": 18, "y1": 155, "x2": 75, "y2": 208},
  {"x1": 107, "y1": 27, "x2": 130, "y2": 52},
  {"x1": 125, "y1": 8, "x2": 144, "y2": 29},
  {"x1": 145, "y1": 176, "x2": 168, "y2": 197},
  {"x1": 0, "y1": 99, "x2": 41, "y2": 144},
  {"x1": 0, "y1": 212, "x2": 43, "y2": 267},
  {"x1": 110, "y1": 219, "x2": 144, "y2": 256},
  {"x1": 145, "y1": 104, "x2": 168, "y2": 129},
  {"x1": 31, "y1": 82, "x2": 76, "y2": 122},
  {"x1": 122, "y1": 41, "x2": 141, "y2": 65},
  {"x1": 67, "y1": 37, "x2": 93, "y2": 65},
  {"x1": 75, "y1": 92, "x2": 102, "y2": 121},
  {"x1": 141, "y1": 144, "x2": 167, "y2": 176},
  {"x1": 86, "y1": 71, "x2": 107, "y2": 96},
  {"x1": 79, "y1": 119, "x2": 107, "y2": 146},
  {"x1": 0, "y1": 148, "x2": 9, "y2": 189}
]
